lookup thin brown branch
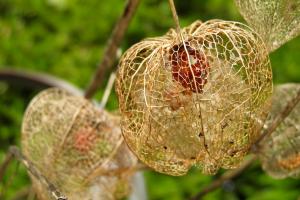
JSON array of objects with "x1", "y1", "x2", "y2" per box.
[
  {"x1": 8, "y1": 146, "x2": 67, "y2": 200},
  {"x1": 189, "y1": 156, "x2": 255, "y2": 200},
  {"x1": 85, "y1": 162, "x2": 149, "y2": 184},
  {"x1": 84, "y1": 0, "x2": 140, "y2": 99},
  {"x1": 0, "y1": 151, "x2": 14, "y2": 199},
  {"x1": 27, "y1": 187, "x2": 36, "y2": 200},
  {"x1": 189, "y1": 87, "x2": 300, "y2": 200},
  {"x1": 0, "y1": 151, "x2": 14, "y2": 182},
  {"x1": 10, "y1": 186, "x2": 31, "y2": 200},
  {"x1": 253, "y1": 87, "x2": 300, "y2": 150}
]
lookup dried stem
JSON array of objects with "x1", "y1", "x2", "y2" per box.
[
  {"x1": 253, "y1": 87, "x2": 300, "y2": 149},
  {"x1": 0, "y1": 151, "x2": 14, "y2": 199},
  {"x1": 27, "y1": 187, "x2": 36, "y2": 200},
  {"x1": 189, "y1": 156, "x2": 256, "y2": 200},
  {"x1": 87, "y1": 163, "x2": 149, "y2": 181},
  {"x1": 168, "y1": 0, "x2": 181, "y2": 36},
  {"x1": 8, "y1": 146, "x2": 67, "y2": 200},
  {"x1": 10, "y1": 187, "x2": 31, "y2": 200},
  {"x1": 84, "y1": 161, "x2": 149, "y2": 186},
  {"x1": 0, "y1": 151, "x2": 14, "y2": 183},
  {"x1": 189, "y1": 87, "x2": 300, "y2": 200},
  {"x1": 100, "y1": 72, "x2": 116, "y2": 108},
  {"x1": 84, "y1": 0, "x2": 140, "y2": 99}
]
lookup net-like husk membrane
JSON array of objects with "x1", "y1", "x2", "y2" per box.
[
  {"x1": 21, "y1": 88, "x2": 137, "y2": 200},
  {"x1": 235, "y1": 0, "x2": 300, "y2": 52},
  {"x1": 116, "y1": 20, "x2": 273, "y2": 176},
  {"x1": 259, "y1": 84, "x2": 300, "y2": 179}
]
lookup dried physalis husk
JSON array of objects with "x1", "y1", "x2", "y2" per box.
[
  {"x1": 235, "y1": 0, "x2": 300, "y2": 52},
  {"x1": 21, "y1": 88, "x2": 138, "y2": 200},
  {"x1": 116, "y1": 20, "x2": 273, "y2": 176},
  {"x1": 259, "y1": 83, "x2": 300, "y2": 179}
]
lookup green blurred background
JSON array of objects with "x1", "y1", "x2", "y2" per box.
[{"x1": 0, "y1": 0, "x2": 300, "y2": 199}]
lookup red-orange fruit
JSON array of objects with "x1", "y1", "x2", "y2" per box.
[{"x1": 170, "y1": 42, "x2": 210, "y2": 93}]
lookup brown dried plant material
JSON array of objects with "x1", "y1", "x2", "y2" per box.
[
  {"x1": 235, "y1": 0, "x2": 300, "y2": 52},
  {"x1": 116, "y1": 20, "x2": 273, "y2": 176},
  {"x1": 259, "y1": 84, "x2": 300, "y2": 179},
  {"x1": 21, "y1": 88, "x2": 137, "y2": 200}
]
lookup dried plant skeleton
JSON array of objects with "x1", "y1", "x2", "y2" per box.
[
  {"x1": 235, "y1": 0, "x2": 300, "y2": 52},
  {"x1": 21, "y1": 88, "x2": 137, "y2": 200},
  {"x1": 116, "y1": 20, "x2": 273, "y2": 176},
  {"x1": 259, "y1": 84, "x2": 300, "y2": 179}
]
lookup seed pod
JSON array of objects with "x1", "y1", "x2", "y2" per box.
[
  {"x1": 259, "y1": 84, "x2": 300, "y2": 179},
  {"x1": 21, "y1": 88, "x2": 137, "y2": 200},
  {"x1": 116, "y1": 20, "x2": 273, "y2": 176},
  {"x1": 235, "y1": 0, "x2": 300, "y2": 52}
]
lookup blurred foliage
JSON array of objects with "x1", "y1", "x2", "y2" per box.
[{"x1": 0, "y1": 0, "x2": 299, "y2": 199}]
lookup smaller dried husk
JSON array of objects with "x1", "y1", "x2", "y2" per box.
[
  {"x1": 21, "y1": 88, "x2": 137, "y2": 200},
  {"x1": 259, "y1": 83, "x2": 300, "y2": 179},
  {"x1": 235, "y1": 0, "x2": 300, "y2": 52},
  {"x1": 116, "y1": 20, "x2": 273, "y2": 176}
]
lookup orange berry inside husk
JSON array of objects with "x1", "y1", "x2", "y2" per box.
[{"x1": 169, "y1": 42, "x2": 210, "y2": 93}]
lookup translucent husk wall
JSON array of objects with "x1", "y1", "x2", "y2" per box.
[
  {"x1": 259, "y1": 84, "x2": 300, "y2": 179},
  {"x1": 22, "y1": 88, "x2": 137, "y2": 200},
  {"x1": 116, "y1": 20, "x2": 273, "y2": 176}
]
